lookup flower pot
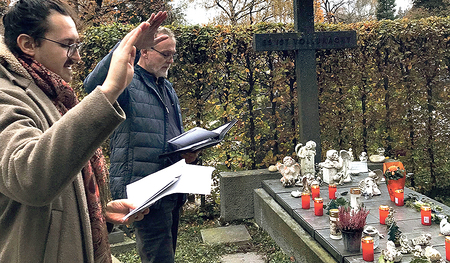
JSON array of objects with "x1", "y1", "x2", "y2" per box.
[
  {"x1": 386, "y1": 177, "x2": 405, "y2": 202},
  {"x1": 383, "y1": 161, "x2": 406, "y2": 202},
  {"x1": 341, "y1": 229, "x2": 363, "y2": 253}
]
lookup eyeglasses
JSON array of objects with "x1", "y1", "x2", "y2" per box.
[
  {"x1": 151, "y1": 47, "x2": 178, "y2": 60},
  {"x1": 38, "y1": 37, "x2": 84, "y2": 58}
]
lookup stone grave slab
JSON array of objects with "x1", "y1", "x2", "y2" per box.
[
  {"x1": 262, "y1": 169, "x2": 450, "y2": 263},
  {"x1": 220, "y1": 252, "x2": 265, "y2": 263},
  {"x1": 201, "y1": 225, "x2": 252, "y2": 245}
]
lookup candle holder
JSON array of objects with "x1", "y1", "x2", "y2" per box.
[
  {"x1": 314, "y1": 197, "x2": 324, "y2": 216},
  {"x1": 445, "y1": 236, "x2": 450, "y2": 261},
  {"x1": 311, "y1": 182, "x2": 320, "y2": 200},
  {"x1": 421, "y1": 205, "x2": 432, "y2": 226},
  {"x1": 394, "y1": 189, "x2": 404, "y2": 206},
  {"x1": 350, "y1": 187, "x2": 362, "y2": 210},
  {"x1": 379, "y1": 205, "x2": 389, "y2": 225},
  {"x1": 301, "y1": 192, "x2": 310, "y2": 209},
  {"x1": 362, "y1": 236, "x2": 374, "y2": 262},
  {"x1": 329, "y1": 209, "x2": 342, "y2": 240},
  {"x1": 328, "y1": 184, "x2": 337, "y2": 200}
]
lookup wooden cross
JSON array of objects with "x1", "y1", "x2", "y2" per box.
[{"x1": 253, "y1": 0, "x2": 357, "y2": 162}]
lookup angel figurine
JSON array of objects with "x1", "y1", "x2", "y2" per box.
[
  {"x1": 295, "y1": 141, "x2": 316, "y2": 177},
  {"x1": 318, "y1": 149, "x2": 353, "y2": 184},
  {"x1": 276, "y1": 156, "x2": 301, "y2": 187},
  {"x1": 359, "y1": 177, "x2": 381, "y2": 198},
  {"x1": 318, "y1": 150, "x2": 342, "y2": 184},
  {"x1": 340, "y1": 149, "x2": 352, "y2": 183}
]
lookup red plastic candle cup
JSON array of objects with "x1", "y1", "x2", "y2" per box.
[
  {"x1": 445, "y1": 236, "x2": 450, "y2": 261},
  {"x1": 301, "y1": 192, "x2": 310, "y2": 209},
  {"x1": 314, "y1": 197, "x2": 324, "y2": 216},
  {"x1": 394, "y1": 189, "x2": 404, "y2": 206},
  {"x1": 379, "y1": 205, "x2": 389, "y2": 225},
  {"x1": 362, "y1": 236, "x2": 374, "y2": 262},
  {"x1": 421, "y1": 205, "x2": 432, "y2": 226},
  {"x1": 328, "y1": 184, "x2": 337, "y2": 200},
  {"x1": 311, "y1": 184, "x2": 320, "y2": 200}
]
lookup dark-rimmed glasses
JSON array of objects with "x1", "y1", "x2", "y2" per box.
[
  {"x1": 151, "y1": 47, "x2": 178, "y2": 60},
  {"x1": 38, "y1": 37, "x2": 83, "y2": 58}
]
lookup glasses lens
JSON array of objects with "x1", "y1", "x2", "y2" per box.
[
  {"x1": 68, "y1": 43, "x2": 83, "y2": 57},
  {"x1": 172, "y1": 53, "x2": 178, "y2": 60}
]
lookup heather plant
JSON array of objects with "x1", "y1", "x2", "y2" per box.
[{"x1": 337, "y1": 206, "x2": 370, "y2": 231}]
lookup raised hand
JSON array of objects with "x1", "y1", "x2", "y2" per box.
[
  {"x1": 134, "y1": 11, "x2": 169, "y2": 50},
  {"x1": 100, "y1": 22, "x2": 149, "y2": 103}
]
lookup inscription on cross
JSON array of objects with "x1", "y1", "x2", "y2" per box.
[{"x1": 253, "y1": 0, "x2": 357, "y2": 163}]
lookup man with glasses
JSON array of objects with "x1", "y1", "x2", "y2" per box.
[
  {"x1": 84, "y1": 26, "x2": 198, "y2": 263},
  {"x1": 0, "y1": 0, "x2": 166, "y2": 262}
]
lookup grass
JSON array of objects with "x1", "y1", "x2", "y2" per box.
[{"x1": 113, "y1": 202, "x2": 293, "y2": 263}]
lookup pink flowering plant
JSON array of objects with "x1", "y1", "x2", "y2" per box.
[{"x1": 337, "y1": 206, "x2": 370, "y2": 231}]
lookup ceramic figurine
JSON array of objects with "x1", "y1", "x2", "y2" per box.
[
  {"x1": 369, "y1": 147, "x2": 386, "y2": 163},
  {"x1": 398, "y1": 235, "x2": 414, "y2": 254},
  {"x1": 411, "y1": 233, "x2": 432, "y2": 247},
  {"x1": 300, "y1": 173, "x2": 316, "y2": 194},
  {"x1": 413, "y1": 245, "x2": 424, "y2": 258},
  {"x1": 318, "y1": 150, "x2": 343, "y2": 184},
  {"x1": 359, "y1": 177, "x2": 381, "y2": 198},
  {"x1": 440, "y1": 217, "x2": 450, "y2": 235},
  {"x1": 359, "y1": 151, "x2": 368, "y2": 162},
  {"x1": 295, "y1": 141, "x2": 316, "y2": 177},
  {"x1": 291, "y1": 190, "x2": 301, "y2": 198},
  {"x1": 382, "y1": 241, "x2": 403, "y2": 262},
  {"x1": 340, "y1": 150, "x2": 352, "y2": 183},
  {"x1": 277, "y1": 156, "x2": 301, "y2": 187},
  {"x1": 424, "y1": 246, "x2": 444, "y2": 262},
  {"x1": 348, "y1": 148, "x2": 354, "y2": 161}
]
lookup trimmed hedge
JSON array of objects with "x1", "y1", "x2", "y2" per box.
[{"x1": 74, "y1": 17, "x2": 450, "y2": 197}]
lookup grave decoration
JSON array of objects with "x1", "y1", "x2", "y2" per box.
[
  {"x1": 325, "y1": 197, "x2": 349, "y2": 215},
  {"x1": 336, "y1": 205, "x2": 370, "y2": 252},
  {"x1": 362, "y1": 225, "x2": 384, "y2": 249},
  {"x1": 369, "y1": 147, "x2": 386, "y2": 163},
  {"x1": 384, "y1": 163, "x2": 406, "y2": 202},
  {"x1": 318, "y1": 149, "x2": 352, "y2": 185},
  {"x1": 295, "y1": 140, "x2": 316, "y2": 177},
  {"x1": 377, "y1": 205, "x2": 446, "y2": 263},
  {"x1": 276, "y1": 156, "x2": 300, "y2": 187},
  {"x1": 404, "y1": 193, "x2": 448, "y2": 225}
]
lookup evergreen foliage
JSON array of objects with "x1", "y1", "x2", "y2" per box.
[{"x1": 376, "y1": 0, "x2": 396, "y2": 20}]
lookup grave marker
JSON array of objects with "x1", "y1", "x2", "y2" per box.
[{"x1": 253, "y1": 0, "x2": 357, "y2": 162}]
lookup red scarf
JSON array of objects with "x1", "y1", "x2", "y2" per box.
[{"x1": 17, "y1": 55, "x2": 112, "y2": 263}]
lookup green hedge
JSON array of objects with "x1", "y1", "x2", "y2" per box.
[{"x1": 74, "y1": 17, "x2": 450, "y2": 197}]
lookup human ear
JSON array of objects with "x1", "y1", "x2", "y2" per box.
[{"x1": 16, "y1": 34, "x2": 36, "y2": 57}]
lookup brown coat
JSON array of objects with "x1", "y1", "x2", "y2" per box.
[{"x1": 0, "y1": 38, "x2": 125, "y2": 262}]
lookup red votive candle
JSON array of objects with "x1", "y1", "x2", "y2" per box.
[
  {"x1": 379, "y1": 205, "x2": 389, "y2": 225},
  {"x1": 328, "y1": 184, "x2": 337, "y2": 200},
  {"x1": 314, "y1": 197, "x2": 324, "y2": 216},
  {"x1": 394, "y1": 189, "x2": 404, "y2": 206},
  {"x1": 301, "y1": 192, "x2": 310, "y2": 209},
  {"x1": 421, "y1": 205, "x2": 432, "y2": 226},
  {"x1": 445, "y1": 236, "x2": 450, "y2": 261},
  {"x1": 362, "y1": 236, "x2": 374, "y2": 262},
  {"x1": 311, "y1": 183, "x2": 320, "y2": 200}
]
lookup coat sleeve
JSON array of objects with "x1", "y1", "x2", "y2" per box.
[
  {"x1": 83, "y1": 41, "x2": 141, "y2": 106},
  {"x1": 83, "y1": 42, "x2": 120, "y2": 94},
  {"x1": 0, "y1": 86, "x2": 125, "y2": 206}
]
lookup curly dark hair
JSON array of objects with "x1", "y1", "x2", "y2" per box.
[{"x1": 2, "y1": 0, "x2": 77, "y2": 55}]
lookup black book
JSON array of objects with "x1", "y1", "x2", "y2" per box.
[{"x1": 159, "y1": 119, "x2": 237, "y2": 158}]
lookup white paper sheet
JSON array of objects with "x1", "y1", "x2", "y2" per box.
[{"x1": 123, "y1": 160, "x2": 214, "y2": 220}]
